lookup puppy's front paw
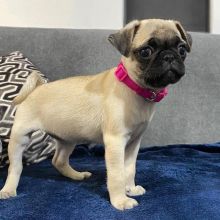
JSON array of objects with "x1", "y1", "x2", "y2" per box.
[
  {"x1": 126, "y1": 185, "x2": 146, "y2": 196},
  {"x1": 0, "y1": 190, "x2": 17, "y2": 199},
  {"x1": 111, "y1": 196, "x2": 138, "y2": 210}
]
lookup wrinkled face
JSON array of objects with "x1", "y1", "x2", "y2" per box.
[
  {"x1": 109, "y1": 19, "x2": 192, "y2": 89},
  {"x1": 132, "y1": 32, "x2": 188, "y2": 88}
]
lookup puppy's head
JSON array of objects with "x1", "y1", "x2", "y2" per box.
[{"x1": 108, "y1": 19, "x2": 192, "y2": 89}]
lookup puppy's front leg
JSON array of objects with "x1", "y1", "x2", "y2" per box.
[
  {"x1": 125, "y1": 137, "x2": 146, "y2": 196},
  {"x1": 104, "y1": 134, "x2": 138, "y2": 210}
]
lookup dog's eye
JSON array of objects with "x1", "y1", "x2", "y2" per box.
[
  {"x1": 178, "y1": 45, "x2": 187, "y2": 58},
  {"x1": 139, "y1": 47, "x2": 153, "y2": 58}
]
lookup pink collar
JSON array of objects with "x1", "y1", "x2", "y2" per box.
[{"x1": 115, "y1": 62, "x2": 168, "y2": 102}]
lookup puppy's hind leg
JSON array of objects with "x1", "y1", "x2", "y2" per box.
[
  {"x1": 0, "y1": 124, "x2": 32, "y2": 199},
  {"x1": 52, "y1": 141, "x2": 92, "y2": 180}
]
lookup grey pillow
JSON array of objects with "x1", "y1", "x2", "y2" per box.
[{"x1": 0, "y1": 51, "x2": 56, "y2": 168}]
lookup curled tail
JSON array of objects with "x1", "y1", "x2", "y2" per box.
[{"x1": 13, "y1": 70, "x2": 46, "y2": 105}]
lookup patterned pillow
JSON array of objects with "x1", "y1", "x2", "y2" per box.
[{"x1": 0, "y1": 51, "x2": 56, "y2": 168}]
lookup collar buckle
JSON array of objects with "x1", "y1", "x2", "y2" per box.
[
  {"x1": 145, "y1": 91, "x2": 157, "y2": 102},
  {"x1": 115, "y1": 64, "x2": 128, "y2": 81}
]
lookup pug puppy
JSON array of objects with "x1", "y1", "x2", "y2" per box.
[{"x1": 0, "y1": 19, "x2": 192, "y2": 210}]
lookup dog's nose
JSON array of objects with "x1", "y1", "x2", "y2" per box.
[{"x1": 163, "y1": 54, "x2": 174, "y2": 63}]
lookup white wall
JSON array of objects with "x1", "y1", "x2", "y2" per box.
[
  {"x1": 0, "y1": 0, "x2": 124, "y2": 29},
  {"x1": 210, "y1": 0, "x2": 220, "y2": 34},
  {"x1": 0, "y1": 0, "x2": 220, "y2": 34}
]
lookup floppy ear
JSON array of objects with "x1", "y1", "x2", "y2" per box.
[
  {"x1": 174, "y1": 21, "x2": 192, "y2": 52},
  {"x1": 108, "y1": 20, "x2": 141, "y2": 57}
]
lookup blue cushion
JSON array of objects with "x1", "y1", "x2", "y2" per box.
[{"x1": 0, "y1": 144, "x2": 219, "y2": 219}]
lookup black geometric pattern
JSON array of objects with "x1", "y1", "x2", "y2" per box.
[{"x1": 0, "y1": 51, "x2": 55, "y2": 168}]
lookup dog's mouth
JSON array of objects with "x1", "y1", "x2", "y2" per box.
[
  {"x1": 166, "y1": 69, "x2": 182, "y2": 83},
  {"x1": 146, "y1": 68, "x2": 185, "y2": 88}
]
